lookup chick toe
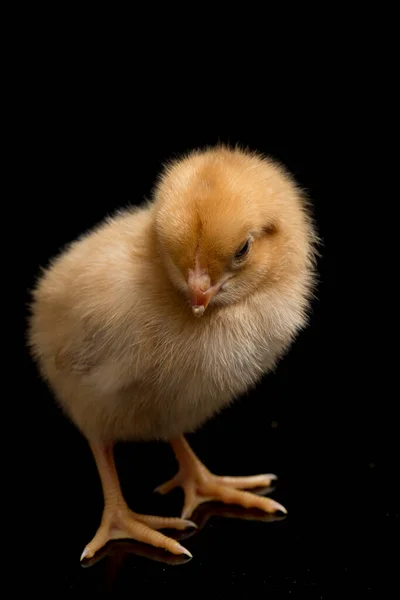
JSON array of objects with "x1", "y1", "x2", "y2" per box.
[
  {"x1": 155, "y1": 436, "x2": 286, "y2": 519},
  {"x1": 81, "y1": 506, "x2": 193, "y2": 561}
]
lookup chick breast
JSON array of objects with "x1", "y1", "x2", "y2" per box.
[{"x1": 28, "y1": 205, "x2": 309, "y2": 444}]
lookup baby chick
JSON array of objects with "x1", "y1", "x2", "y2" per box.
[{"x1": 28, "y1": 145, "x2": 317, "y2": 560}]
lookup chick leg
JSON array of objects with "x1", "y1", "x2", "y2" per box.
[
  {"x1": 155, "y1": 436, "x2": 287, "y2": 519},
  {"x1": 80, "y1": 441, "x2": 195, "y2": 561}
]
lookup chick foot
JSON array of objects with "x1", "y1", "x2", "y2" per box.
[
  {"x1": 81, "y1": 505, "x2": 195, "y2": 561},
  {"x1": 155, "y1": 436, "x2": 287, "y2": 519},
  {"x1": 81, "y1": 441, "x2": 195, "y2": 561}
]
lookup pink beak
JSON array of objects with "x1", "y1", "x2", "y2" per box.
[{"x1": 187, "y1": 264, "x2": 221, "y2": 317}]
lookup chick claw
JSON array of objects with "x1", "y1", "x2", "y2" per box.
[
  {"x1": 80, "y1": 506, "x2": 196, "y2": 561},
  {"x1": 155, "y1": 439, "x2": 286, "y2": 519}
]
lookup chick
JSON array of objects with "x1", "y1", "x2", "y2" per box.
[{"x1": 28, "y1": 145, "x2": 317, "y2": 560}]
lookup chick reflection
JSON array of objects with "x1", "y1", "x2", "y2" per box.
[
  {"x1": 81, "y1": 538, "x2": 192, "y2": 569},
  {"x1": 80, "y1": 539, "x2": 192, "y2": 594},
  {"x1": 81, "y1": 485, "x2": 287, "y2": 574}
]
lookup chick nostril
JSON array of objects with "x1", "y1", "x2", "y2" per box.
[{"x1": 197, "y1": 274, "x2": 211, "y2": 291}]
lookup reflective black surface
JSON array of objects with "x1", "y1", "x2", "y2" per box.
[{"x1": 17, "y1": 78, "x2": 397, "y2": 595}]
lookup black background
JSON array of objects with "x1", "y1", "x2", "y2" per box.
[{"x1": 14, "y1": 35, "x2": 398, "y2": 597}]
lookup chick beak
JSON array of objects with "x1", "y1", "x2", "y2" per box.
[
  {"x1": 190, "y1": 288, "x2": 212, "y2": 317},
  {"x1": 188, "y1": 269, "x2": 220, "y2": 317}
]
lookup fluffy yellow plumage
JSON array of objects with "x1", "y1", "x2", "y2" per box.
[{"x1": 28, "y1": 145, "x2": 318, "y2": 560}]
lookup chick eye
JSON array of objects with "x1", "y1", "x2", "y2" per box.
[{"x1": 234, "y1": 239, "x2": 251, "y2": 261}]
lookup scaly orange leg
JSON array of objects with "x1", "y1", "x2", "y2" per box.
[
  {"x1": 80, "y1": 441, "x2": 196, "y2": 561},
  {"x1": 155, "y1": 436, "x2": 286, "y2": 519}
]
